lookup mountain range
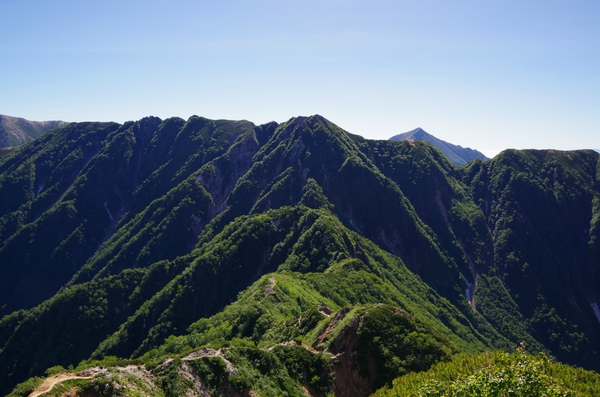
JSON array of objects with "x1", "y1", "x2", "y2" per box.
[
  {"x1": 390, "y1": 127, "x2": 489, "y2": 166},
  {"x1": 1, "y1": 115, "x2": 599, "y2": 396},
  {"x1": 0, "y1": 114, "x2": 67, "y2": 148}
]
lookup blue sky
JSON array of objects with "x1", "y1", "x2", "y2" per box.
[{"x1": 2, "y1": 0, "x2": 599, "y2": 157}]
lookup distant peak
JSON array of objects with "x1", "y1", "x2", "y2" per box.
[
  {"x1": 408, "y1": 127, "x2": 430, "y2": 138},
  {"x1": 390, "y1": 127, "x2": 431, "y2": 141},
  {"x1": 389, "y1": 128, "x2": 488, "y2": 166}
]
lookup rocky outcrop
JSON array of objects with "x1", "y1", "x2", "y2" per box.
[{"x1": 329, "y1": 316, "x2": 377, "y2": 397}]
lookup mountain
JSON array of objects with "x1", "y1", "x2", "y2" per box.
[
  {"x1": 390, "y1": 127, "x2": 488, "y2": 166},
  {"x1": 0, "y1": 114, "x2": 67, "y2": 148},
  {"x1": 1, "y1": 115, "x2": 599, "y2": 396}
]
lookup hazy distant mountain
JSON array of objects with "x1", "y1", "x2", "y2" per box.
[
  {"x1": 390, "y1": 127, "x2": 488, "y2": 166},
  {"x1": 0, "y1": 114, "x2": 67, "y2": 148}
]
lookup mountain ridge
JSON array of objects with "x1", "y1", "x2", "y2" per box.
[
  {"x1": 0, "y1": 114, "x2": 67, "y2": 148},
  {"x1": 390, "y1": 127, "x2": 489, "y2": 166},
  {"x1": 1, "y1": 115, "x2": 599, "y2": 396}
]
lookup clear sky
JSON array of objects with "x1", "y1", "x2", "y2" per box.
[{"x1": 2, "y1": 0, "x2": 599, "y2": 157}]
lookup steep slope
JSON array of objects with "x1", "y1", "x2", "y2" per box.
[
  {"x1": 0, "y1": 114, "x2": 67, "y2": 148},
  {"x1": 1, "y1": 115, "x2": 599, "y2": 395},
  {"x1": 466, "y1": 149, "x2": 600, "y2": 369},
  {"x1": 1, "y1": 205, "x2": 509, "y2": 396},
  {"x1": 0, "y1": 116, "x2": 257, "y2": 314},
  {"x1": 390, "y1": 127, "x2": 488, "y2": 166}
]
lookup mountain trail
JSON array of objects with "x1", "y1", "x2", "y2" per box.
[
  {"x1": 182, "y1": 348, "x2": 238, "y2": 375},
  {"x1": 268, "y1": 340, "x2": 321, "y2": 355},
  {"x1": 28, "y1": 372, "x2": 94, "y2": 397}
]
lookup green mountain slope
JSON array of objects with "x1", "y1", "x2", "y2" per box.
[
  {"x1": 1, "y1": 115, "x2": 599, "y2": 396},
  {"x1": 467, "y1": 149, "x2": 600, "y2": 368},
  {"x1": 0, "y1": 114, "x2": 67, "y2": 148},
  {"x1": 374, "y1": 346, "x2": 600, "y2": 397}
]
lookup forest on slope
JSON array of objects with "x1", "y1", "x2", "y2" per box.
[{"x1": 1, "y1": 115, "x2": 599, "y2": 396}]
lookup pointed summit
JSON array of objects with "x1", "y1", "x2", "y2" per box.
[
  {"x1": 398, "y1": 127, "x2": 429, "y2": 139},
  {"x1": 390, "y1": 127, "x2": 488, "y2": 166}
]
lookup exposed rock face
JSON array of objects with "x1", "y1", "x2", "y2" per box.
[
  {"x1": 329, "y1": 316, "x2": 376, "y2": 397},
  {"x1": 198, "y1": 131, "x2": 261, "y2": 217},
  {"x1": 326, "y1": 305, "x2": 451, "y2": 397}
]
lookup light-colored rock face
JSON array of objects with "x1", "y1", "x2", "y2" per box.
[{"x1": 197, "y1": 132, "x2": 261, "y2": 218}]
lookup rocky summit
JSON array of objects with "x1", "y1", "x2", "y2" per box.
[{"x1": 390, "y1": 127, "x2": 488, "y2": 166}]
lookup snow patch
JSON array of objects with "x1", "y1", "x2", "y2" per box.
[
  {"x1": 464, "y1": 277, "x2": 474, "y2": 302},
  {"x1": 349, "y1": 219, "x2": 363, "y2": 235},
  {"x1": 591, "y1": 302, "x2": 600, "y2": 324},
  {"x1": 103, "y1": 202, "x2": 114, "y2": 221},
  {"x1": 435, "y1": 190, "x2": 449, "y2": 224}
]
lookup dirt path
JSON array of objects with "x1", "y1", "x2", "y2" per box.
[
  {"x1": 28, "y1": 373, "x2": 93, "y2": 397},
  {"x1": 182, "y1": 348, "x2": 238, "y2": 375}
]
